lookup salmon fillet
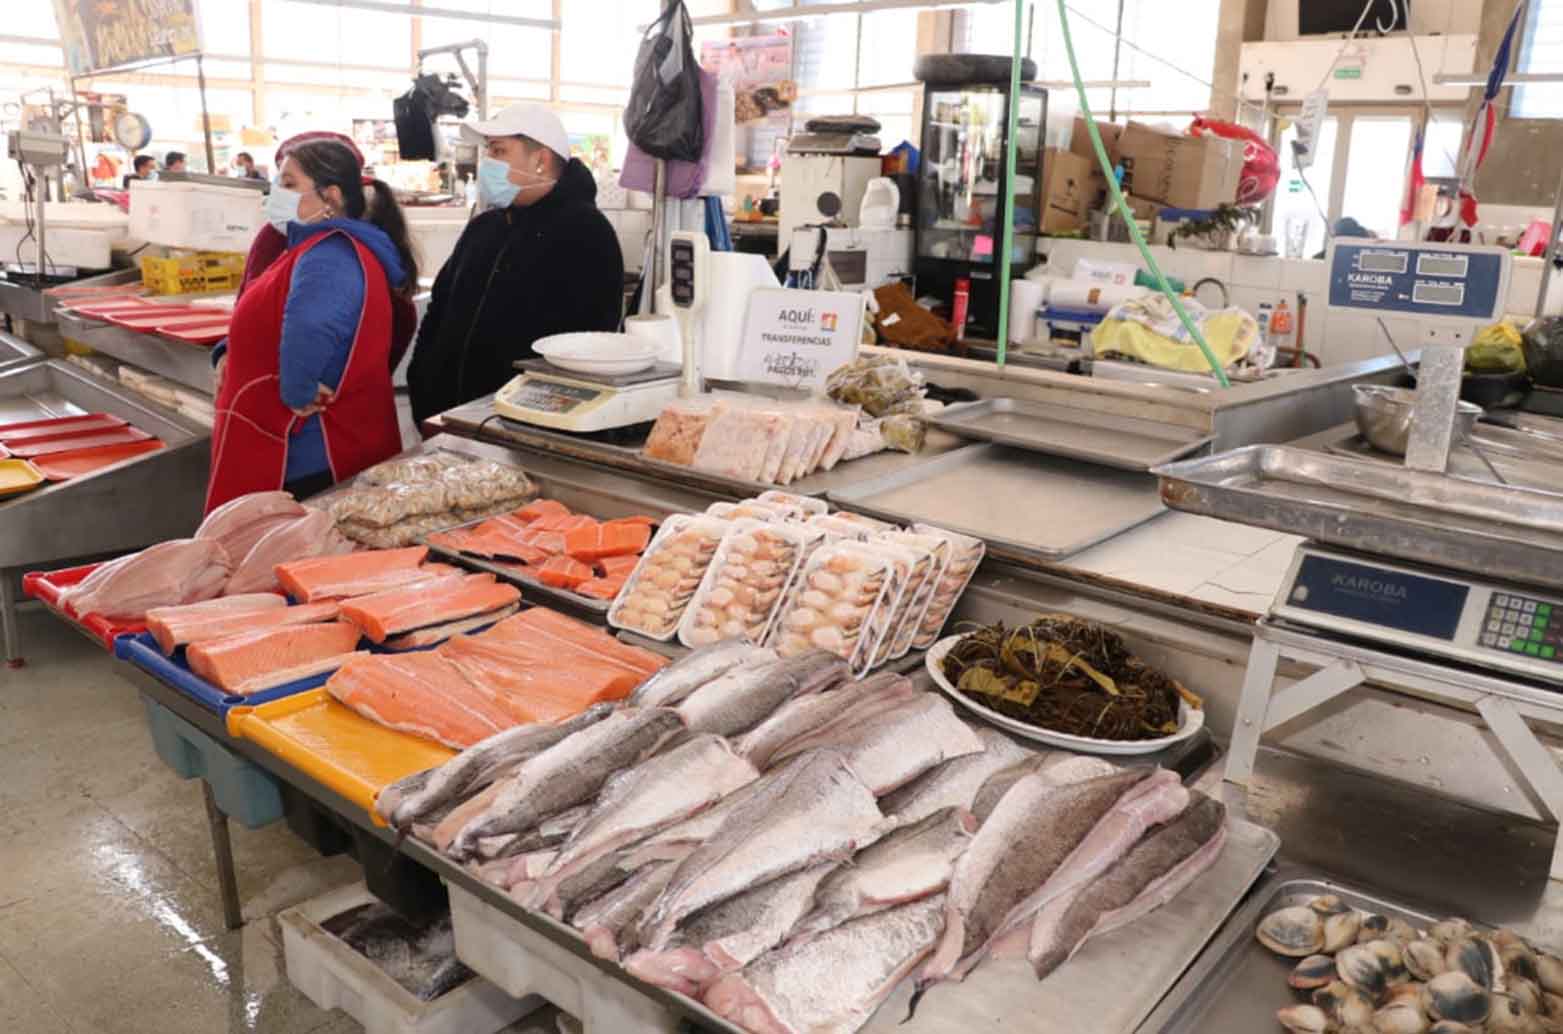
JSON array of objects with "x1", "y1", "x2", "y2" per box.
[
  {"x1": 564, "y1": 521, "x2": 651, "y2": 562},
  {"x1": 146, "y1": 593, "x2": 286, "y2": 651},
  {"x1": 482, "y1": 609, "x2": 667, "y2": 677},
  {"x1": 516, "y1": 499, "x2": 570, "y2": 523},
  {"x1": 382, "y1": 602, "x2": 520, "y2": 651},
  {"x1": 187, "y1": 621, "x2": 363, "y2": 694},
  {"x1": 536, "y1": 555, "x2": 594, "y2": 589},
  {"x1": 577, "y1": 576, "x2": 627, "y2": 600},
  {"x1": 225, "y1": 509, "x2": 353, "y2": 595},
  {"x1": 532, "y1": 512, "x2": 597, "y2": 533},
  {"x1": 598, "y1": 555, "x2": 640, "y2": 578},
  {"x1": 440, "y1": 635, "x2": 643, "y2": 711},
  {"x1": 340, "y1": 572, "x2": 522, "y2": 643},
  {"x1": 326, "y1": 652, "x2": 514, "y2": 748},
  {"x1": 148, "y1": 598, "x2": 339, "y2": 654},
  {"x1": 275, "y1": 546, "x2": 430, "y2": 601}
]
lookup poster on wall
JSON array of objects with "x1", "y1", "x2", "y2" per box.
[
  {"x1": 701, "y1": 34, "x2": 794, "y2": 173},
  {"x1": 52, "y1": 0, "x2": 202, "y2": 77}
]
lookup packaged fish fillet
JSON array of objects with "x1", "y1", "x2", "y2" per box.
[
  {"x1": 608, "y1": 514, "x2": 731, "y2": 641},
  {"x1": 773, "y1": 410, "x2": 823, "y2": 486},
  {"x1": 644, "y1": 396, "x2": 725, "y2": 466},
  {"x1": 691, "y1": 405, "x2": 790, "y2": 483},
  {"x1": 678, "y1": 519, "x2": 808, "y2": 648},
  {"x1": 771, "y1": 540, "x2": 894, "y2": 676},
  {"x1": 758, "y1": 411, "x2": 796, "y2": 485},
  {"x1": 706, "y1": 500, "x2": 798, "y2": 524},
  {"x1": 801, "y1": 404, "x2": 844, "y2": 474},
  {"x1": 876, "y1": 530, "x2": 951, "y2": 658},
  {"x1": 803, "y1": 514, "x2": 874, "y2": 541},
  {"x1": 830, "y1": 511, "x2": 898, "y2": 534},
  {"x1": 910, "y1": 523, "x2": 986, "y2": 648},
  {"x1": 817, "y1": 404, "x2": 862, "y2": 472},
  {"x1": 757, "y1": 490, "x2": 828, "y2": 517}
]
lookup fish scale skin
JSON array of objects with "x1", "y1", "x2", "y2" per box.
[{"x1": 879, "y1": 728, "x2": 1033, "y2": 825}]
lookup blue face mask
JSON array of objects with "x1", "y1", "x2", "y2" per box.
[{"x1": 477, "y1": 156, "x2": 521, "y2": 208}]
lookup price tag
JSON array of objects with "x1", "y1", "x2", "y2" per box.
[{"x1": 735, "y1": 288, "x2": 865, "y2": 390}]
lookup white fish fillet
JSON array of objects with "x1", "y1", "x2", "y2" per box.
[
  {"x1": 773, "y1": 692, "x2": 985, "y2": 796},
  {"x1": 879, "y1": 727, "x2": 1033, "y2": 825}
]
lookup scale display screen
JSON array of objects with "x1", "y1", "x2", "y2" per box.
[
  {"x1": 1412, "y1": 281, "x2": 1465, "y2": 306},
  {"x1": 1358, "y1": 251, "x2": 1408, "y2": 274},
  {"x1": 508, "y1": 379, "x2": 600, "y2": 414},
  {"x1": 1417, "y1": 253, "x2": 1469, "y2": 278},
  {"x1": 1481, "y1": 593, "x2": 1562, "y2": 662},
  {"x1": 1286, "y1": 554, "x2": 1469, "y2": 641}
]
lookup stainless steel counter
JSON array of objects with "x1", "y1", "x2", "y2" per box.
[
  {"x1": 55, "y1": 312, "x2": 217, "y2": 395},
  {"x1": 0, "y1": 278, "x2": 53, "y2": 323},
  {"x1": 0, "y1": 330, "x2": 41, "y2": 373}
]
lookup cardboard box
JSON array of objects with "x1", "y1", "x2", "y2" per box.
[
  {"x1": 1036, "y1": 148, "x2": 1092, "y2": 233},
  {"x1": 1070, "y1": 117, "x2": 1121, "y2": 206},
  {"x1": 1116, "y1": 121, "x2": 1242, "y2": 211}
]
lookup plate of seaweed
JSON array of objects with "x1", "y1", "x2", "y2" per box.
[{"x1": 925, "y1": 614, "x2": 1205, "y2": 755}]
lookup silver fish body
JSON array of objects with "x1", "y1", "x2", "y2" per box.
[
  {"x1": 969, "y1": 754, "x2": 1115, "y2": 823},
  {"x1": 735, "y1": 673, "x2": 917, "y2": 770},
  {"x1": 636, "y1": 749, "x2": 882, "y2": 951},
  {"x1": 629, "y1": 640, "x2": 772, "y2": 708},
  {"x1": 572, "y1": 859, "x2": 679, "y2": 962},
  {"x1": 772, "y1": 692, "x2": 985, "y2": 796},
  {"x1": 1029, "y1": 794, "x2": 1227, "y2": 978},
  {"x1": 450, "y1": 708, "x2": 685, "y2": 859},
  {"x1": 704, "y1": 895, "x2": 948, "y2": 1034},
  {"x1": 677, "y1": 651, "x2": 848, "y2": 738},
  {"x1": 879, "y1": 728, "x2": 1033, "y2": 826},
  {"x1": 791, "y1": 806, "x2": 976, "y2": 939}
]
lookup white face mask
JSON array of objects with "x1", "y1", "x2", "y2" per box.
[{"x1": 265, "y1": 182, "x2": 327, "y2": 234}]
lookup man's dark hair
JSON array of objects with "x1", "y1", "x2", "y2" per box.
[
  {"x1": 133, "y1": 155, "x2": 155, "y2": 174},
  {"x1": 236, "y1": 151, "x2": 254, "y2": 164},
  {"x1": 164, "y1": 151, "x2": 186, "y2": 168}
]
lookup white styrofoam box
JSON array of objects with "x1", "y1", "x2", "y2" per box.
[
  {"x1": 445, "y1": 881, "x2": 684, "y2": 1034},
  {"x1": 280, "y1": 882, "x2": 537, "y2": 1034},
  {"x1": 128, "y1": 179, "x2": 263, "y2": 252},
  {"x1": 0, "y1": 201, "x2": 132, "y2": 242},
  {"x1": 0, "y1": 224, "x2": 113, "y2": 269},
  {"x1": 1230, "y1": 253, "x2": 1283, "y2": 291},
  {"x1": 596, "y1": 176, "x2": 629, "y2": 211},
  {"x1": 405, "y1": 208, "x2": 468, "y2": 279}
]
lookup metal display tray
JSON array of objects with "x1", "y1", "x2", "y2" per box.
[
  {"x1": 1325, "y1": 431, "x2": 1563, "y2": 495},
  {"x1": 0, "y1": 331, "x2": 41, "y2": 375},
  {"x1": 828, "y1": 443, "x2": 1166, "y2": 561},
  {"x1": 1140, "y1": 875, "x2": 1444, "y2": 1034},
  {"x1": 1153, "y1": 445, "x2": 1563, "y2": 591},
  {"x1": 928, "y1": 397, "x2": 1215, "y2": 471}
]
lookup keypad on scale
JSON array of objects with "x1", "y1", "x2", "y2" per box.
[{"x1": 1482, "y1": 593, "x2": 1559, "y2": 660}]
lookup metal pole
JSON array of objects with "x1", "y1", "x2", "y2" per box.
[
  {"x1": 1536, "y1": 164, "x2": 1563, "y2": 318},
  {"x1": 995, "y1": 0, "x2": 1023, "y2": 367},
  {"x1": 195, "y1": 54, "x2": 217, "y2": 173},
  {"x1": 64, "y1": 82, "x2": 90, "y2": 190},
  {"x1": 34, "y1": 163, "x2": 47, "y2": 277},
  {"x1": 650, "y1": 158, "x2": 668, "y2": 300},
  {"x1": 202, "y1": 781, "x2": 244, "y2": 930}
]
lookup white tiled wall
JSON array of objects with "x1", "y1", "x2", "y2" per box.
[{"x1": 602, "y1": 209, "x2": 653, "y2": 274}]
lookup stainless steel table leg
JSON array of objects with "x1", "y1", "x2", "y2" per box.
[
  {"x1": 202, "y1": 781, "x2": 244, "y2": 930},
  {"x1": 1, "y1": 568, "x2": 20, "y2": 668}
]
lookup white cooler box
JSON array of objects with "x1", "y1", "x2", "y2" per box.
[
  {"x1": 129, "y1": 179, "x2": 262, "y2": 252},
  {"x1": 0, "y1": 201, "x2": 129, "y2": 270}
]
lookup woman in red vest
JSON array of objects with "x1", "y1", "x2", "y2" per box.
[{"x1": 206, "y1": 140, "x2": 417, "y2": 513}]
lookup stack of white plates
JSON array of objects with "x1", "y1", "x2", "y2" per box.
[{"x1": 534, "y1": 332, "x2": 658, "y2": 376}]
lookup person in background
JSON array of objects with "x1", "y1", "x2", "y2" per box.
[
  {"x1": 237, "y1": 132, "x2": 419, "y2": 373},
  {"x1": 205, "y1": 139, "x2": 418, "y2": 511},
  {"x1": 164, "y1": 151, "x2": 187, "y2": 173},
  {"x1": 234, "y1": 151, "x2": 264, "y2": 180},
  {"x1": 122, "y1": 154, "x2": 155, "y2": 189},
  {"x1": 407, "y1": 103, "x2": 622, "y2": 425}
]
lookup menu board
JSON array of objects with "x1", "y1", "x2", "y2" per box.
[{"x1": 53, "y1": 0, "x2": 202, "y2": 77}]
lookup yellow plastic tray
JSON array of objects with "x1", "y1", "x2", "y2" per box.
[
  {"x1": 226, "y1": 689, "x2": 453, "y2": 822},
  {"x1": 0, "y1": 458, "x2": 44, "y2": 497}
]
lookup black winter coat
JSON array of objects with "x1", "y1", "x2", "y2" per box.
[{"x1": 409, "y1": 157, "x2": 624, "y2": 424}]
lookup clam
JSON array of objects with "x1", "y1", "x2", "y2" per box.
[
  {"x1": 1406, "y1": 939, "x2": 1450, "y2": 981},
  {"x1": 1429, "y1": 919, "x2": 1474, "y2": 946},
  {"x1": 1359, "y1": 914, "x2": 1391, "y2": 944},
  {"x1": 1501, "y1": 937, "x2": 1542, "y2": 984},
  {"x1": 1423, "y1": 971, "x2": 1491, "y2": 1025},
  {"x1": 1538, "y1": 953, "x2": 1563, "y2": 996},
  {"x1": 1428, "y1": 1024, "x2": 1474, "y2": 1034},
  {"x1": 1260, "y1": 906, "x2": 1327, "y2": 957},
  {"x1": 1312, "y1": 895, "x2": 1351, "y2": 915},
  {"x1": 1386, "y1": 918, "x2": 1422, "y2": 945},
  {"x1": 1512, "y1": 977, "x2": 1544, "y2": 1016},
  {"x1": 1278, "y1": 1003, "x2": 1333, "y2": 1034},
  {"x1": 1316, "y1": 980, "x2": 1376, "y2": 1029},
  {"x1": 1326, "y1": 911, "x2": 1366, "y2": 953},
  {"x1": 1292, "y1": 955, "x2": 1341, "y2": 990},
  {"x1": 1373, "y1": 1001, "x2": 1427, "y2": 1034},
  {"x1": 1339, "y1": 940, "x2": 1411, "y2": 996},
  {"x1": 1488, "y1": 992, "x2": 1543, "y2": 1032},
  {"x1": 1446, "y1": 937, "x2": 1504, "y2": 991},
  {"x1": 1545, "y1": 991, "x2": 1563, "y2": 1017},
  {"x1": 1384, "y1": 983, "x2": 1426, "y2": 1009}
]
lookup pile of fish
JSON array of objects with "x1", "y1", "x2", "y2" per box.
[
  {"x1": 376, "y1": 639, "x2": 1228, "y2": 1033},
  {"x1": 1261, "y1": 894, "x2": 1563, "y2": 1034},
  {"x1": 321, "y1": 901, "x2": 473, "y2": 1002}
]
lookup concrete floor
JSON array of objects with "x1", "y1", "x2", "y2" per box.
[{"x1": 0, "y1": 606, "x2": 556, "y2": 1034}]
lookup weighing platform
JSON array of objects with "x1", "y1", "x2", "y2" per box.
[{"x1": 493, "y1": 358, "x2": 680, "y2": 433}]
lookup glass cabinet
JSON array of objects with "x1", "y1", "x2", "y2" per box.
[{"x1": 915, "y1": 82, "x2": 1046, "y2": 341}]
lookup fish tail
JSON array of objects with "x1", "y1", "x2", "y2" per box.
[{"x1": 903, "y1": 983, "x2": 928, "y2": 1023}]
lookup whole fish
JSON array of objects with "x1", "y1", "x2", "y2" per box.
[
  {"x1": 770, "y1": 692, "x2": 985, "y2": 797},
  {"x1": 1028, "y1": 794, "x2": 1227, "y2": 979},
  {"x1": 912, "y1": 768, "x2": 1151, "y2": 1006},
  {"x1": 677, "y1": 651, "x2": 849, "y2": 737},
  {"x1": 449, "y1": 708, "x2": 685, "y2": 859},
  {"x1": 618, "y1": 765, "x2": 793, "y2": 871},
  {"x1": 534, "y1": 736, "x2": 758, "y2": 899},
  {"x1": 380, "y1": 704, "x2": 614, "y2": 830},
  {"x1": 635, "y1": 749, "x2": 882, "y2": 951},
  {"x1": 474, "y1": 802, "x2": 591, "y2": 863},
  {"x1": 969, "y1": 754, "x2": 1115, "y2": 823},
  {"x1": 704, "y1": 895, "x2": 947, "y2": 1034},
  {"x1": 735, "y1": 673, "x2": 916, "y2": 770},
  {"x1": 572, "y1": 859, "x2": 679, "y2": 962},
  {"x1": 629, "y1": 640, "x2": 772, "y2": 708},
  {"x1": 522, "y1": 850, "x2": 643, "y2": 919},
  {"x1": 879, "y1": 728, "x2": 1034, "y2": 826},
  {"x1": 790, "y1": 806, "x2": 976, "y2": 939},
  {"x1": 626, "y1": 864, "x2": 837, "y2": 995}
]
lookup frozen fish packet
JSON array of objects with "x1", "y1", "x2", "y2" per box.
[
  {"x1": 771, "y1": 539, "x2": 894, "y2": 676},
  {"x1": 910, "y1": 522, "x2": 986, "y2": 648},
  {"x1": 608, "y1": 513, "x2": 731, "y2": 640},
  {"x1": 875, "y1": 530, "x2": 951, "y2": 658},
  {"x1": 852, "y1": 538, "x2": 923, "y2": 668},
  {"x1": 677, "y1": 519, "x2": 809, "y2": 648},
  {"x1": 757, "y1": 490, "x2": 828, "y2": 517}
]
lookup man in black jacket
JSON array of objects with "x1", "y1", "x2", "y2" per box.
[{"x1": 409, "y1": 104, "x2": 623, "y2": 424}]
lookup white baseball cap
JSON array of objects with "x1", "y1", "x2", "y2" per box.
[{"x1": 461, "y1": 103, "x2": 569, "y2": 160}]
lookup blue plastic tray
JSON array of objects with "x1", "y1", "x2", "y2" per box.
[
  {"x1": 115, "y1": 631, "x2": 344, "y2": 717},
  {"x1": 141, "y1": 697, "x2": 283, "y2": 828}
]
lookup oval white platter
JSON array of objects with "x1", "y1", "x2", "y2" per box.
[{"x1": 924, "y1": 633, "x2": 1205, "y2": 756}]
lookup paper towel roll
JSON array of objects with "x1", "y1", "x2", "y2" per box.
[
  {"x1": 1008, "y1": 278, "x2": 1044, "y2": 344},
  {"x1": 625, "y1": 314, "x2": 682, "y2": 365},
  {"x1": 1037, "y1": 276, "x2": 1148, "y2": 314}
]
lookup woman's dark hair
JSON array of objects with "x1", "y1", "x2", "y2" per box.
[{"x1": 287, "y1": 139, "x2": 419, "y2": 298}]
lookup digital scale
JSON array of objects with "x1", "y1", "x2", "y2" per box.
[{"x1": 493, "y1": 359, "x2": 682, "y2": 433}]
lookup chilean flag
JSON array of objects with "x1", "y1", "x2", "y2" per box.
[
  {"x1": 1454, "y1": 1, "x2": 1528, "y2": 227},
  {"x1": 1400, "y1": 126, "x2": 1425, "y2": 226}
]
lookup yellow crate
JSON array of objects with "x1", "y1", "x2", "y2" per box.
[{"x1": 140, "y1": 251, "x2": 246, "y2": 296}]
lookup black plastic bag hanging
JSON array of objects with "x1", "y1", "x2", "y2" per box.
[{"x1": 624, "y1": 0, "x2": 705, "y2": 162}]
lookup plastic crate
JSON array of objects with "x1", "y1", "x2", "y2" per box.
[
  {"x1": 281, "y1": 882, "x2": 536, "y2": 1034},
  {"x1": 140, "y1": 251, "x2": 245, "y2": 296},
  {"x1": 445, "y1": 881, "x2": 684, "y2": 1033},
  {"x1": 141, "y1": 697, "x2": 283, "y2": 829},
  {"x1": 22, "y1": 562, "x2": 146, "y2": 650}
]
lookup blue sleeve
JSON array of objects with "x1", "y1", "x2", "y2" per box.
[{"x1": 278, "y1": 235, "x2": 364, "y2": 409}]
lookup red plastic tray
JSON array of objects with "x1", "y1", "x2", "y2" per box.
[
  {"x1": 106, "y1": 312, "x2": 220, "y2": 332},
  {"x1": 22, "y1": 562, "x2": 146, "y2": 651},
  {"x1": 32, "y1": 439, "x2": 166, "y2": 480},
  {"x1": 8, "y1": 427, "x2": 153, "y2": 458},
  {"x1": 0, "y1": 415, "x2": 130, "y2": 446},
  {"x1": 159, "y1": 321, "x2": 229, "y2": 346},
  {"x1": 71, "y1": 301, "x2": 198, "y2": 319},
  {"x1": 0, "y1": 412, "x2": 121, "y2": 435}
]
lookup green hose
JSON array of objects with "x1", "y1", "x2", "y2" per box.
[
  {"x1": 1054, "y1": 0, "x2": 1232, "y2": 388},
  {"x1": 994, "y1": 0, "x2": 1023, "y2": 369}
]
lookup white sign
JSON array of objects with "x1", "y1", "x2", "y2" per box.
[
  {"x1": 736, "y1": 288, "x2": 865, "y2": 390},
  {"x1": 1294, "y1": 89, "x2": 1330, "y2": 172}
]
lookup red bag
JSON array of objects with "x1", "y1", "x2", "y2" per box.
[{"x1": 1189, "y1": 117, "x2": 1280, "y2": 205}]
